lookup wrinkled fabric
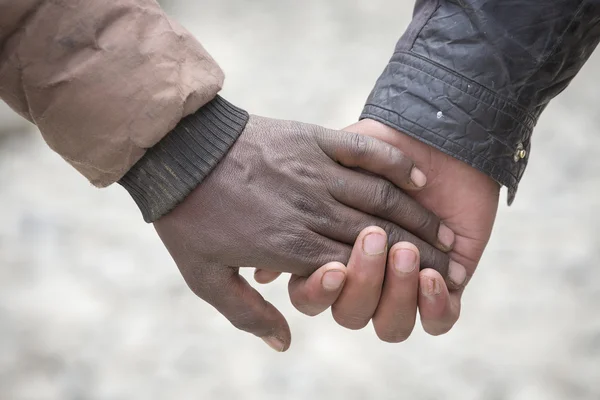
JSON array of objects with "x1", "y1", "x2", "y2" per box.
[
  {"x1": 0, "y1": 0, "x2": 224, "y2": 186},
  {"x1": 362, "y1": 0, "x2": 600, "y2": 204}
]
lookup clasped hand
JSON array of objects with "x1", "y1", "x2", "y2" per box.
[{"x1": 155, "y1": 116, "x2": 500, "y2": 351}]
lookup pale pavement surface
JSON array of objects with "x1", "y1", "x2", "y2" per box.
[{"x1": 1, "y1": 1, "x2": 599, "y2": 399}]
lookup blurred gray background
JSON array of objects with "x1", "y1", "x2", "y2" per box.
[{"x1": 1, "y1": 1, "x2": 599, "y2": 399}]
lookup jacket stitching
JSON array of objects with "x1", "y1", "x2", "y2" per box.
[
  {"x1": 393, "y1": 52, "x2": 537, "y2": 128},
  {"x1": 364, "y1": 107, "x2": 519, "y2": 187},
  {"x1": 401, "y1": 51, "x2": 536, "y2": 122},
  {"x1": 363, "y1": 104, "x2": 520, "y2": 184},
  {"x1": 363, "y1": 109, "x2": 518, "y2": 189},
  {"x1": 387, "y1": 57, "x2": 533, "y2": 147}
]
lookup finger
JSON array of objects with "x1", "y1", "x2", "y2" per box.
[
  {"x1": 288, "y1": 262, "x2": 347, "y2": 317},
  {"x1": 316, "y1": 129, "x2": 427, "y2": 190},
  {"x1": 372, "y1": 242, "x2": 420, "y2": 343},
  {"x1": 313, "y1": 204, "x2": 457, "y2": 283},
  {"x1": 181, "y1": 262, "x2": 291, "y2": 352},
  {"x1": 276, "y1": 232, "x2": 352, "y2": 278},
  {"x1": 254, "y1": 269, "x2": 282, "y2": 284},
  {"x1": 331, "y1": 227, "x2": 387, "y2": 330},
  {"x1": 418, "y1": 268, "x2": 461, "y2": 336},
  {"x1": 246, "y1": 231, "x2": 352, "y2": 278},
  {"x1": 327, "y1": 167, "x2": 454, "y2": 251}
]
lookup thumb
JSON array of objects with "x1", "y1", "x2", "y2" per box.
[{"x1": 184, "y1": 263, "x2": 291, "y2": 352}]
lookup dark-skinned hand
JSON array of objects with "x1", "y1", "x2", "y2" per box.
[
  {"x1": 258, "y1": 119, "x2": 498, "y2": 342},
  {"x1": 155, "y1": 116, "x2": 461, "y2": 351}
]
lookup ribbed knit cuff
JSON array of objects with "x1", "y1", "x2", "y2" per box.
[{"x1": 119, "y1": 96, "x2": 249, "y2": 222}]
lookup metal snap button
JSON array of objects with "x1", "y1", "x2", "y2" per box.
[{"x1": 514, "y1": 143, "x2": 527, "y2": 162}]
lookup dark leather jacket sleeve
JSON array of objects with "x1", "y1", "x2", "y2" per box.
[{"x1": 361, "y1": 0, "x2": 600, "y2": 204}]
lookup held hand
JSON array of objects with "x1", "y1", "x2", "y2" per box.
[
  {"x1": 344, "y1": 119, "x2": 500, "y2": 335},
  {"x1": 288, "y1": 227, "x2": 423, "y2": 342},
  {"x1": 154, "y1": 116, "x2": 457, "y2": 351},
  {"x1": 281, "y1": 119, "x2": 499, "y2": 341}
]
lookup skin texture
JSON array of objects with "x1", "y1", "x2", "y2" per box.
[
  {"x1": 345, "y1": 119, "x2": 499, "y2": 336},
  {"x1": 285, "y1": 228, "x2": 422, "y2": 342},
  {"x1": 153, "y1": 115, "x2": 458, "y2": 351},
  {"x1": 262, "y1": 119, "x2": 500, "y2": 343}
]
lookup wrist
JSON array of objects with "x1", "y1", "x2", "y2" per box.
[{"x1": 119, "y1": 96, "x2": 249, "y2": 223}]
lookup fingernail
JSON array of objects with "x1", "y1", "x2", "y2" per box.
[
  {"x1": 410, "y1": 167, "x2": 427, "y2": 188},
  {"x1": 261, "y1": 336, "x2": 285, "y2": 352},
  {"x1": 393, "y1": 249, "x2": 417, "y2": 275},
  {"x1": 363, "y1": 233, "x2": 387, "y2": 255},
  {"x1": 448, "y1": 260, "x2": 467, "y2": 287},
  {"x1": 421, "y1": 277, "x2": 441, "y2": 298},
  {"x1": 437, "y1": 223, "x2": 455, "y2": 250},
  {"x1": 322, "y1": 270, "x2": 346, "y2": 291}
]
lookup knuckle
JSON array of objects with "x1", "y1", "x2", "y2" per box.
[
  {"x1": 313, "y1": 125, "x2": 329, "y2": 141},
  {"x1": 372, "y1": 181, "x2": 398, "y2": 215},
  {"x1": 326, "y1": 175, "x2": 346, "y2": 196},
  {"x1": 288, "y1": 197, "x2": 328, "y2": 232},
  {"x1": 289, "y1": 193, "x2": 319, "y2": 216},
  {"x1": 386, "y1": 145, "x2": 403, "y2": 165},
  {"x1": 312, "y1": 201, "x2": 342, "y2": 232},
  {"x1": 414, "y1": 211, "x2": 439, "y2": 237},
  {"x1": 347, "y1": 133, "x2": 370, "y2": 159},
  {"x1": 265, "y1": 230, "x2": 299, "y2": 255},
  {"x1": 290, "y1": 161, "x2": 319, "y2": 180},
  {"x1": 389, "y1": 147, "x2": 413, "y2": 174}
]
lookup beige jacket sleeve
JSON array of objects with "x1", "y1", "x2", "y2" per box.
[{"x1": 0, "y1": 0, "x2": 224, "y2": 186}]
